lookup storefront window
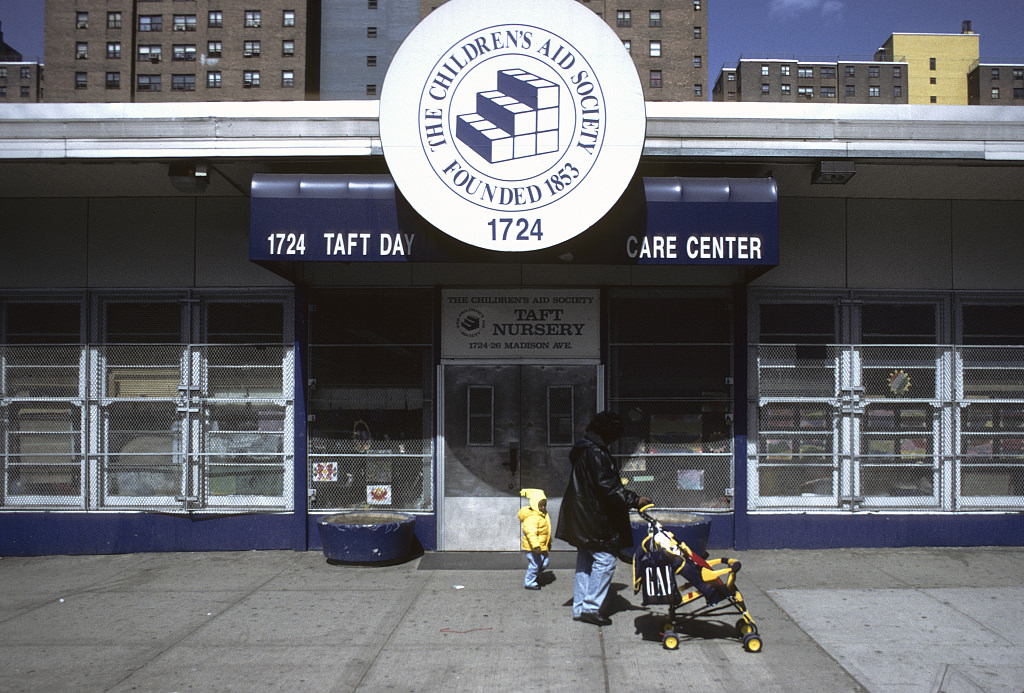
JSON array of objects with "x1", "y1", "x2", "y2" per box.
[
  {"x1": 608, "y1": 291, "x2": 734, "y2": 511},
  {"x1": 307, "y1": 290, "x2": 434, "y2": 512},
  {"x1": 0, "y1": 292, "x2": 294, "y2": 512},
  {"x1": 751, "y1": 292, "x2": 1024, "y2": 512}
]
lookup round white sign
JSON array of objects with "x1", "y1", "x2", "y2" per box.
[{"x1": 379, "y1": 0, "x2": 646, "y2": 252}]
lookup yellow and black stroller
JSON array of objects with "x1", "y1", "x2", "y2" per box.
[{"x1": 632, "y1": 506, "x2": 762, "y2": 652}]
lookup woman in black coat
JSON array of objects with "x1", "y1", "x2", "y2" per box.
[{"x1": 556, "y1": 411, "x2": 651, "y2": 626}]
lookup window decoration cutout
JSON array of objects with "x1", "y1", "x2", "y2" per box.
[{"x1": 888, "y1": 369, "x2": 912, "y2": 396}]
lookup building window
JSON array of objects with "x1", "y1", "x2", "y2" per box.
[
  {"x1": 20, "y1": 86, "x2": 29, "y2": 98},
  {"x1": 173, "y1": 15, "x2": 197, "y2": 31},
  {"x1": 243, "y1": 70, "x2": 260, "y2": 87},
  {"x1": 209, "y1": 11, "x2": 223, "y2": 27},
  {"x1": 1014, "y1": 69, "x2": 1024, "y2": 80},
  {"x1": 137, "y1": 74, "x2": 161, "y2": 91},
  {"x1": 207, "y1": 71, "x2": 222, "y2": 88},
  {"x1": 761, "y1": 64, "x2": 769, "y2": 76},
  {"x1": 869, "y1": 66, "x2": 879, "y2": 78},
  {"x1": 762, "y1": 83, "x2": 771, "y2": 95},
  {"x1": 894, "y1": 85, "x2": 902, "y2": 98},
  {"x1": 650, "y1": 40, "x2": 661, "y2": 58},
  {"x1": 106, "y1": 72, "x2": 120, "y2": 89},
  {"x1": 19, "y1": 67, "x2": 29, "y2": 79},
  {"x1": 991, "y1": 68, "x2": 1000, "y2": 80},
  {"x1": 138, "y1": 45, "x2": 162, "y2": 63},
  {"x1": 0, "y1": 67, "x2": 6, "y2": 78},
  {"x1": 171, "y1": 74, "x2": 196, "y2": 91},
  {"x1": 693, "y1": 0, "x2": 701, "y2": 9},
  {"x1": 869, "y1": 85, "x2": 880, "y2": 97},
  {"x1": 693, "y1": 26, "x2": 702, "y2": 39},
  {"x1": 366, "y1": 83, "x2": 377, "y2": 96},
  {"x1": 76, "y1": 43, "x2": 89, "y2": 59},
  {"x1": 845, "y1": 65, "x2": 855, "y2": 77},
  {"x1": 797, "y1": 85, "x2": 812, "y2": 98},
  {"x1": 726, "y1": 72, "x2": 735, "y2": 81},
  {"x1": 991, "y1": 87, "x2": 1000, "y2": 100},
  {"x1": 623, "y1": 40, "x2": 631, "y2": 55},
  {"x1": 845, "y1": 84, "x2": 856, "y2": 97},
  {"x1": 617, "y1": 10, "x2": 631, "y2": 28},
  {"x1": 245, "y1": 10, "x2": 262, "y2": 28},
  {"x1": 820, "y1": 66, "x2": 835, "y2": 80},
  {"x1": 781, "y1": 84, "x2": 791, "y2": 95},
  {"x1": 244, "y1": 40, "x2": 261, "y2": 57},
  {"x1": 282, "y1": 70, "x2": 295, "y2": 87},
  {"x1": 931, "y1": 95, "x2": 937, "y2": 103},
  {"x1": 820, "y1": 86, "x2": 835, "y2": 99},
  {"x1": 208, "y1": 41, "x2": 222, "y2": 57},
  {"x1": 780, "y1": 65, "x2": 790, "y2": 76},
  {"x1": 929, "y1": 57, "x2": 936, "y2": 70},
  {"x1": 930, "y1": 77, "x2": 937, "y2": 85},
  {"x1": 75, "y1": 72, "x2": 87, "y2": 89},
  {"x1": 367, "y1": 26, "x2": 377, "y2": 38},
  {"x1": 893, "y1": 66, "x2": 902, "y2": 79},
  {"x1": 368, "y1": 0, "x2": 377, "y2": 7},
  {"x1": 649, "y1": 10, "x2": 661, "y2": 27},
  {"x1": 798, "y1": 67, "x2": 813, "y2": 78},
  {"x1": 694, "y1": 83, "x2": 702, "y2": 97},
  {"x1": 173, "y1": 45, "x2": 197, "y2": 61},
  {"x1": 283, "y1": 10, "x2": 295, "y2": 27},
  {"x1": 282, "y1": 40, "x2": 295, "y2": 56},
  {"x1": 106, "y1": 43, "x2": 121, "y2": 59},
  {"x1": 76, "y1": 12, "x2": 88, "y2": 29},
  {"x1": 139, "y1": 15, "x2": 162, "y2": 32},
  {"x1": 107, "y1": 12, "x2": 122, "y2": 29},
  {"x1": 650, "y1": 70, "x2": 662, "y2": 88},
  {"x1": 0, "y1": 86, "x2": 5, "y2": 97},
  {"x1": 366, "y1": 55, "x2": 376, "y2": 67},
  {"x1": 693, "y1": 55, "x2": 702, "y2": 68}
]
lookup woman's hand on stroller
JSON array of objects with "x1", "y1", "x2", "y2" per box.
[{"x1": 636, "y1": 497, "x2": 654, "y2": 511}]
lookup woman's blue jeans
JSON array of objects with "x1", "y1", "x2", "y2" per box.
[{"x1": 572, "y1": 548, "x2": 617, "y2": 618}]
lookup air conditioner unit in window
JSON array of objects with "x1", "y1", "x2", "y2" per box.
[
  {"x1": 150, "y1": 56, "x2": 160, "y2": 63},
  {"x1": 174, "y1": 25, "x2": 186, "y2": 31},
  {"x1": 243, "y1": 80, "x2": 252, "y2": 87}
]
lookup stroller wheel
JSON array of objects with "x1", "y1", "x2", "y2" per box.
[
  {"x1": 736, "y1": 618, "x2": 754, "y2": 637},
  {"x1": 742, "y1": 632, "x2": 763, "y2": 653},
  {"x1": 662, "y1": 631, "x2": 679, "y2": 650}
]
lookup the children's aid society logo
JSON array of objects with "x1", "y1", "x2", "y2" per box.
[{"x1": 379, "y1": 0, "x2": 645, "y2": 252}]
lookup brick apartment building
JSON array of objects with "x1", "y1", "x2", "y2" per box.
[
  {"x1": 713, "y1": 58, "x2": 909, "y2": 104},
  {"x1": 0, "y1": 21, "x2": 42, "y2": 102},
  {"x1": 328, "y1": 0, "x2": 709, "y2": 102},
  {"x1": 44, "y1": 0, "x2": 309, "y2": 102},
  {"x1": 968, "y1": 62, "x2": 1024, "y2": 105}
]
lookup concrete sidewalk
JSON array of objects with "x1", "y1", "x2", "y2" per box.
[{"x1": 1, "y1": 546, "x2": 1022, "y2": 693}]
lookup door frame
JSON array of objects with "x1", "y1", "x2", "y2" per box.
[{"x1": 436, "y1": 360, "x2": 603, "y2": 550}]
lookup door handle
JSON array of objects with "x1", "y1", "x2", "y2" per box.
[{"x1": 507, "y1": 445, "x2": 519, "y2": 476}]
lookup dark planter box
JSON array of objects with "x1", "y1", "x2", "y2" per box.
[{"x1": 318, "y1": 511, "x2": 416, "y2": 564}]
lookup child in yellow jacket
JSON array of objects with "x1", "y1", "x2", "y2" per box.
[{"x1": 519, "y1": 488, "x2": 551, "y2": 590}]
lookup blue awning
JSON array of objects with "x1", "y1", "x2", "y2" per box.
[
  {"x1": 249, "y1": 174, "x2": 778, "y2": 266},
  {"x1": 638, "y1": 177, "x2": 778, "y2": 266}
]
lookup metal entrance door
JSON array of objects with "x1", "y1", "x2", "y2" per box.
[{"x1": 442, "y1": 364, "x2": 597, "y2": 550}]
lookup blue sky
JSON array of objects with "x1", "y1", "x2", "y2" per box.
[{"x1": 1, "y1": 0, "x2": 1021, "y2": 73}]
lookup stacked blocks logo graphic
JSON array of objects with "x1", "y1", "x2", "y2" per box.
[{"x1": 456, "y1": 69, "x2": 560, "y2": 164}]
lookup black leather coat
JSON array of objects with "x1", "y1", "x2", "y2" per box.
[{"x1": 555, "y1": 432, "x2": 641, "y2": 551}]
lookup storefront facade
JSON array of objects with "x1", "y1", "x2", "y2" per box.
[{"x1": 3, "y1": 1, "x2": 1024, "y2": 555}]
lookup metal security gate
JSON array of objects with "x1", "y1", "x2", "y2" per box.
[{"x1": 441, "y1": 364, "x2": 597, "y2": 550}]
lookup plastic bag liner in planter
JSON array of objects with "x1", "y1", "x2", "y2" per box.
[
  {"x1": 630, "y1": 511, "x2": 710, "y2": 558},
  {"x1": 318, "y1": 511, "x2": 416, "y2": 564}
]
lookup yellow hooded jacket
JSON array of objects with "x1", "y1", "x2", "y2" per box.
[{"x1": 518, "y1": 488, "x2": 551, "y2": 552}]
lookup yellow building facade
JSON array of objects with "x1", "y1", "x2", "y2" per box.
[{"x1": 879, "y1": 32, "x2": 979, "y2": 105}]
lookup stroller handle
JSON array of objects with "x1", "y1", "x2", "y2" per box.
[{"x1": 637, "y1": 504, "x2": 659, "y2": 526}]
